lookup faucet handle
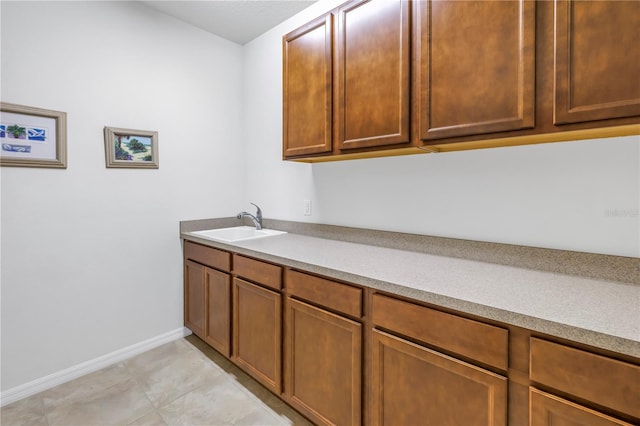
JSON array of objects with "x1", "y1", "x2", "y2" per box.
[{"x1": 250, "y1": 202, "x2": 262, "y2": 220}]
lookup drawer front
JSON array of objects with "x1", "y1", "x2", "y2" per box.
[
  {"x1": 530, "y1": 337, "x2": 640, "y2": 418},
  {"x1": 233, "y1": 254, "x2": 282, "y2": 290},
  {"x1": 184, "y1": 241, "x2": 231, "y2": 272},
  {"x1": 372, "y1": 294, "x2": 508, "y2": 370},
  {"x1": 286, "y1": 270, "x2": 362, "y2": 318}
]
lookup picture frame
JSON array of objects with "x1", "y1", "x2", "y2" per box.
[
  {"x1": 104, "y1": 126, "x2": 158, "y2": 169},
  {"x1": 0, "y1": 102, "x2": 67, "y2": 168}
]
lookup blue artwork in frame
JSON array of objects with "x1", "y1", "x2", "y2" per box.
[
  {"x1": 0, "y1": 102, "x2": 67, "y2": 168},
  {"x1": 28, "y1": 127, "x2": 47, "y2": 141}
]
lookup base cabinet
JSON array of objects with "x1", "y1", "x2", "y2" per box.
[
  {"x1": 184, "y1": 240, "x2": 639, "y2": 426},
  {"x1": 184, "y1": 260, "x2": 206, "y2": 338},
  {"x1": 232, "y1": 278, "x2": 282, "y2": 394},
  {"x1": 371, "y1": 329, "x2": 507, "y2": 426},
  {"x1": 530, "y1": 388, "x2": 634, "y2": 426},
  {"x1": 529, "y1": 337, "x2": 640, "y2": 423},
  {"x1": 184, "y1": 241, "x2": 232, "y2": 349},
  {"x1": 204, "y1": 268, "x2": 231, "y2": 356},
  {"x1": 284, "y1": 298, "x2": 361, "y2": 426}
]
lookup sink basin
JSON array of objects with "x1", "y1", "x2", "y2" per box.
[{"x1": 190, "y1": 226, "x2": 286, "y2": 243}]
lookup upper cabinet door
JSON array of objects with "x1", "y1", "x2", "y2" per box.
[
  {"x1": 415, "y1": 0, "x2": 536, "y2": 141},
  {"x1": 553, "y1": 0, "x2": 640, "y2": 124},
  {"x1": 283, "y1": 14, "x2": 333, "y2": 157},
  {"x1": 335, "y1": 0, "x2": 411, "y2": 150}
]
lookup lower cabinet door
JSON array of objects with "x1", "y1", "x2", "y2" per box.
[
  {"x1": 184, "y1": 260, "x2": 205, "y2": 338},
  {"x1": 530, "y1": 388, "x2": 634, "y2": 426},
  {"x1": 232, "y1": 278, "x2": 282, "y2": 394},
  {"x1": 371, "y1": 329, "x2": 507, "y2": 426},
  {"x1": 284, "y1": 298, "x2": 362, "y2": 426},
  {"x1": 204, "y1": 267, "x2": 231, "y2": 357}
]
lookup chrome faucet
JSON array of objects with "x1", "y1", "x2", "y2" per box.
[{"x1": 236, "y1": 203, "x2": 263, "y2": 230}]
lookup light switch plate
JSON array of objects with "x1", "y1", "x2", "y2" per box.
[{"x1": 303, "y1": 199, "x2": 311, "y2": 216}]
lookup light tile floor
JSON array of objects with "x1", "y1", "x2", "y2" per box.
[{"x1": 1, "y1": 336, "x2": 313, "y2": 426}]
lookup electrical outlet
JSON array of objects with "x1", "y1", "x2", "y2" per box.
[{"x1": 303, "y1": 199, "x2": 312, "y2": 216}]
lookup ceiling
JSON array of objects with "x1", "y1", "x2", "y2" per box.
[{"x1": 140, "y1": 0, "x2": 317, "y2": 45}]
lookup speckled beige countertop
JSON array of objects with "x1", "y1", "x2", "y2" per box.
[{"x1": 180, "y1": 218, "x2": 640, "y2": 358}]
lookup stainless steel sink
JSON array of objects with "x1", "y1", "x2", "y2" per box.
[{"x1": 190, "y1": 226, "x2": 286, "y2": 243}]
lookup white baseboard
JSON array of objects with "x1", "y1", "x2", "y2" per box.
[{"x1": 0, "y1": 327, "x2": 193, "y2": 407}]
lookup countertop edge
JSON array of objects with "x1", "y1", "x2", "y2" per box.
[{"x1": 180, "y1": 218, "x2": 639, "y2": 285}]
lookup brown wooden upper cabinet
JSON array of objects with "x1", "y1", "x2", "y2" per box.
[
  {"x1": 335, "y1": 0, "x2": 411, "y2": 150},
  {"x1": 282, "y1": 0, "x2": 639, "y2": 161},
  {"x1": 283, "y1": 14, "x2": 333, "y2": 157},
  {"x1": 553, "y1": 0, "x2": 640, "y2": 124},
  {"x1": 283, "y1": 0, "x2": 411, "y2": 159},
  {"x1": 414, "y1": 0, "x2": 535, "y2": 141}
]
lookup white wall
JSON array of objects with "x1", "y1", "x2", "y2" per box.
[
  {"x1": 243, "y1": 0, "x2": 640, "y2": 258},
  {"x1": 1, "y1": 1, "x2": 244, "y2": 392}
]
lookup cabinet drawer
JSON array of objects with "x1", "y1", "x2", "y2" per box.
[
  {"x1": 286, "y1": 270, "x2": 362, "y2": 318},
  {"x1": 372, "y1": 294, "x2": 508, "y2": 370},
  {"x1": 233, "y1": 254, "x2": 282, "y2": 290},
  {"x1": 184, "y1": 241, "x2": 231, "y2": 272},
  {"x1": 530, "y1": 338, "x2": 640, "y2": 418}
]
